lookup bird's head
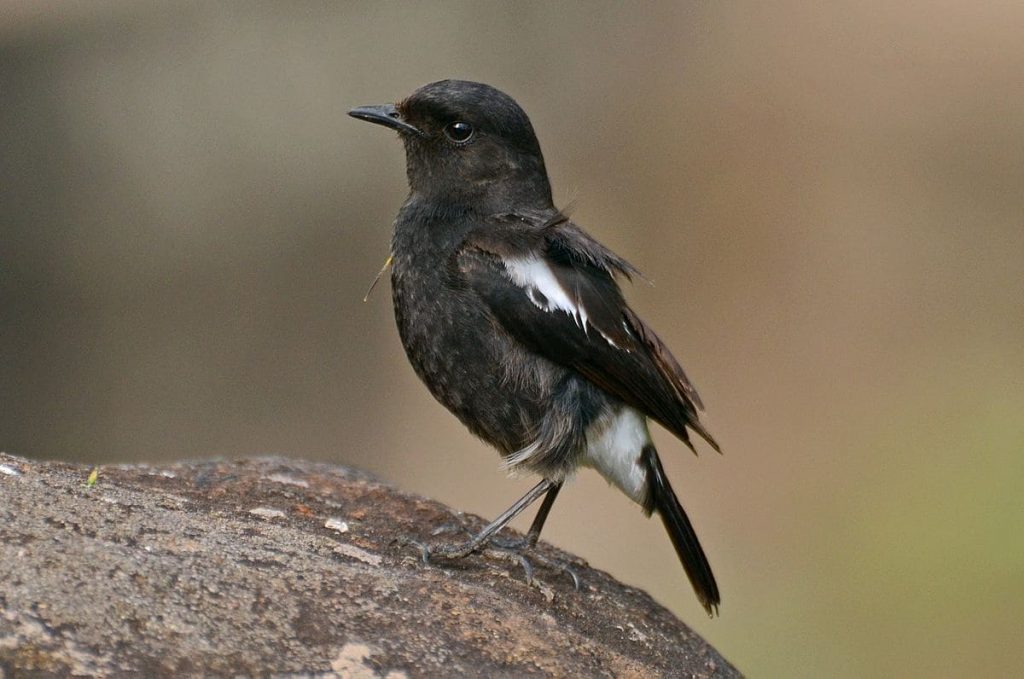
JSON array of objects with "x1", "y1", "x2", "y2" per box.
[{"x1": 349, "y1": 80, "x2": 553, "y2": 211}]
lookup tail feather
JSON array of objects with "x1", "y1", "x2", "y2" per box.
[{"x1": 641, "y1": 445, "x2": 720, "y2": 616}]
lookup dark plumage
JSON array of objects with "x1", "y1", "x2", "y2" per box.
[{"x1": 349, "y1": 80, "x2": 722, "y2": 615}]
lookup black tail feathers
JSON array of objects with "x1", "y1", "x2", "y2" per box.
[{"x1": 641, "y1": 445, "x2": 720, "y2": 616}]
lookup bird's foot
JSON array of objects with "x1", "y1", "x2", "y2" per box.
[
  {"x1": 496, "y1": 542, "x2": 581, "y2": 590},
  {"x1": 391, "y1": 513, "x2": 492, "y2": 564},
  {"x1": 487, "y1": 533, "x2": 533, "y2": 551},
  {"x1": 415, "y1": 538, "x2": 539, "y2": 586},
  {"x1": 396, "y1": 527, "x2": 581, "y2": 591},
  {"x1": 488, "y1": 534, "x2": 582, "y2": 590}
]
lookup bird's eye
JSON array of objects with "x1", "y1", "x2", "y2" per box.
[{"x1": 443, "y1": 121, "x2": 474, "y2": 143}]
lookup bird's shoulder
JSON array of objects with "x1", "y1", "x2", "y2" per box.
[{"x1": 458, "y1": 209, "x2": 638, "y2": 279}]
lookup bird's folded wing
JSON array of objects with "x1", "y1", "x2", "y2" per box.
[{"x1": 458, "y1": 219, "x2": 718, "y2": 453}]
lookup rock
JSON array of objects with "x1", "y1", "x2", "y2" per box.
[{"x1": 0, "y1": 452, "x2": 739, "y2": 677}]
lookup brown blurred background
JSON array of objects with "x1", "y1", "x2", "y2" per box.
[{"x1": 2, "y1": 2, "x2": 1022, "y2": 676}]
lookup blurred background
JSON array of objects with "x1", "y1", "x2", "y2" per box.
[{"x1": 2, "y1": 2, "x2": 1022, "y2": 676}]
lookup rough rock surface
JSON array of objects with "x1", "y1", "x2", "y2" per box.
[{"x1": 0, "y1": 452, "x2": 739, "y2": 677}]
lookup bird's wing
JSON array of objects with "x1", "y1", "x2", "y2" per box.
[{"x1": 458, "y1": 216, "x2": 718, "y2": 453}]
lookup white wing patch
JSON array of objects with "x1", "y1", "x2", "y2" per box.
[
  {"x1": 504, "y1": 256, "x2": 589, "y2": 329},
  {"x1": 502, "y1": 255, "x2": 620, "y2": 347}
]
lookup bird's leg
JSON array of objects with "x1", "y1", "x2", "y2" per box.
[
  {"x1": 407, "y1": 479, "x2": 581, "y2": 590},
  {"x1": 490, "y1": 480, "x2": 563, "y2": 550},
  {"x1": 416, "y1": 481, "x2": 563, "y2": 545},
  {"x1": 424, "y1": 478, "x2": 554, "y2": 559},
  {"x1": 525, "y1": 480, "x2": 562, "y2": 546}
]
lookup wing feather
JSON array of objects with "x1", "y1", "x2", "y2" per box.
[{"x1": 459, "y1": 216, "x2": 717, "y2": 453}]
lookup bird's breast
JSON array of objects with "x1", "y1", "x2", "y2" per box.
[{"x1": 389, "y1": 243, "x2": 538, "y2": 452}]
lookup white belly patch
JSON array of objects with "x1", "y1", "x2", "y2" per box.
[{"x1": 582, "y1": 407, "x2": 652, "y2": 505}]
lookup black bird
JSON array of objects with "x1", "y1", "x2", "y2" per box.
[{"x1": 350, "y1": 80, "x2": 722, "y2": 615}]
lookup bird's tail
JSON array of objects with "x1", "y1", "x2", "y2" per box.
[{"x1": 641, "y1": 445, "x2": 720, "y2": 616}]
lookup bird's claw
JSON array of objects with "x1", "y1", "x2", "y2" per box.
[
  {"x1": 489, "y1": 535, "x2": 582, "y2": 590},
  {"x1": 480, "y1": 546, "x2": 535, "y2": 585},
  {"x1": 393, "y1": 536, "x2": 432, "y2": 564},
  {"x1": 522, "y1": 549, "x2": 582, "y2": 591}
]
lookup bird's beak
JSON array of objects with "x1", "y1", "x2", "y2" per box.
[{"x1": 348, "y1": 103, "x2": 423, "y2": 137}]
